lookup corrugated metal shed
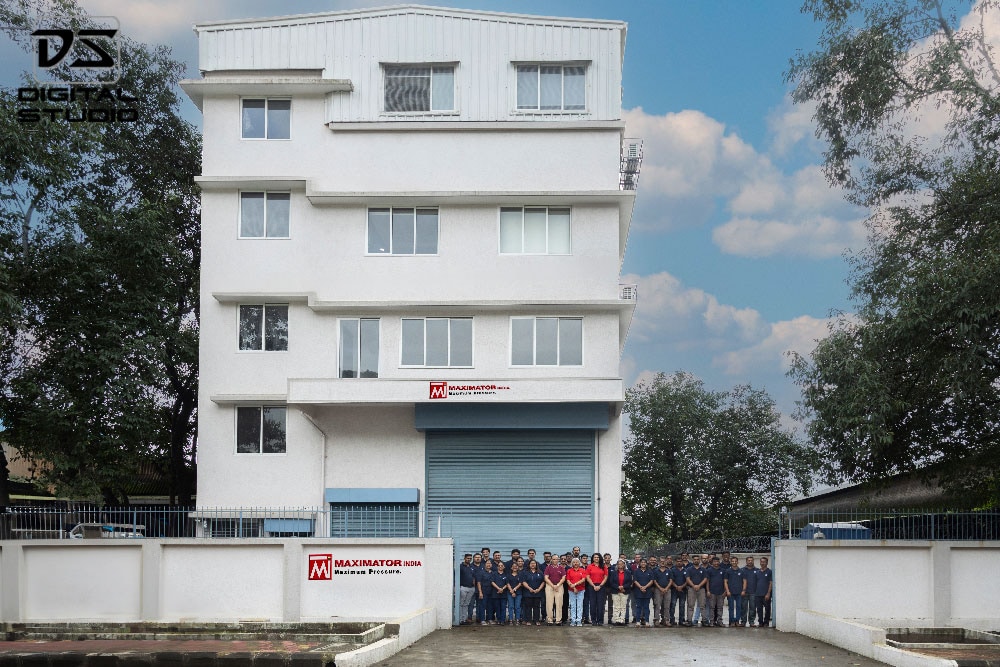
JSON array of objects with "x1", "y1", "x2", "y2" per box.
[{"x1": 194, "y1": 4, "x2": 626, "y2": 123}]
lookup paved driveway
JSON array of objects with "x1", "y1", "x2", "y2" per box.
[{"x1": 375, "y1": 625, "x2": 886, "y2": 666}]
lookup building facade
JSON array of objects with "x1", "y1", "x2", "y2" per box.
[{"x1": 182, "y1": 5, "x2": 638, "y2": 560}]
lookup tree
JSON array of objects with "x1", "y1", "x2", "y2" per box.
[
  {"x1": 622, "y1": 372, "x2": 813, "y2": 546},
  {"x1": 787, "y1": 0, "x2": 1000, "y2": 506},
  {"x1": 0, "y1": 1, "x2": 199, "y2": 504}
]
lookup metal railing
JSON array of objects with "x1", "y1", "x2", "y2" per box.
[
  {"x1": 643, "y1": 536, "x2": 774, "y2": 557},
  {"x1": 781, "y1": 508, "x2": 1000, "y2": 541},
  {"x1": 0, "y1": 505, "x2": 453, "y2": 540},
  {"x1": 620, "y1": 137, "x2": 643, "y2": 191}
]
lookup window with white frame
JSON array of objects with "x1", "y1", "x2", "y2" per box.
[
  {"x1": 499, "y1": 207, "x2": 571, "y2": 254},
  {"x1": 239, "y1": 304, "x2": 288, "y2": 351},
  {"x1": 340, "y1": 318, "x2": 380, "y2": 378},
  {"x1": 384, "y1": 65, "x2": 455, "y2": 112},
  {"x1": 401, "y1": 317, "x2": 472, "y2": 367},
  {"x1": 511, "y1": 317, "x2": 583, "y2": 366},
  {"x1": 240, "y1": 192, "x2": 290, "y2": 238},
  {"x1": 236, "y1": 406, "x2": 286, "y2": 454},
  {"x1": 367, "y1": 208, "x2": 438, "y2": 254},
  {"x1": 241, "y1": 98, "x2": 291, "y2": 139},
  {"x1": 516, "y1": 64, "x2": 586, "y2": 111}
]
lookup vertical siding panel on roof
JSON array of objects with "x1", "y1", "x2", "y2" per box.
[{"x1": 197, "y1": 10, "x2": 623, "y2": 123}]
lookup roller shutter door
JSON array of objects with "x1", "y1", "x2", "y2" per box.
[{"x1": 426, "y1": 429, "x2": 595, "y2": 618}]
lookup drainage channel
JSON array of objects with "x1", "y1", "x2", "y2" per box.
[
  {"x1": 0, "y1": 621, "x2": 390, "y2": 666},
  {"x1": 886, "y1": 627, "x2": 1000, "y2": 666}
]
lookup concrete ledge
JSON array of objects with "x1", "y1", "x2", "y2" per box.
[
  {"x1": 796, "y1": 610, "x2": 957, "y2": 667},
  {"x1": 335, "y1": 608, "x2": 438, "y2": 667}
]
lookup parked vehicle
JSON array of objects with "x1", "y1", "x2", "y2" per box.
[{"x1": 68, "y1": 523, "x2": 145, "y2": 539}]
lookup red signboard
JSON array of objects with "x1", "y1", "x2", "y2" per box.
[{"x1": 308, "y1": 553, "x2": 332, "y2": 580}]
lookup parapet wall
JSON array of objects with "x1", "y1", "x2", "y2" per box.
[
  {"x1": 0, "y1": 538, "x2": 454, "y2": 629},
  {"x1": 774, "y1": 539, "x2": 1000, "y2": 632}
]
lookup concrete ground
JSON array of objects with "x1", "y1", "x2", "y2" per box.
[{"x1": 375, "y1": 624, "x2": 889, "y2": 666}]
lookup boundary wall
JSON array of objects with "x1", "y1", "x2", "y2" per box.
[
  {"x1": 0, "y1": 538, "x2": 454, "y2": 629},
  {"x1": 774, "y1": 540, "x2": 1000, "y2": 632}
]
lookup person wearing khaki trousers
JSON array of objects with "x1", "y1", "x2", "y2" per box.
[{"x1": 543, "y1": 558, "x2": 566, "y2": 625}]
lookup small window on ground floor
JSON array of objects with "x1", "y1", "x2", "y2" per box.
[{"x1": 329, "y1": 503, "x2": 419, "y2": 537}]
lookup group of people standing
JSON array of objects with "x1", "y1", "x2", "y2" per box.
[{"x1": 458, "y1": 547, "x2": 774, "y2": 628}]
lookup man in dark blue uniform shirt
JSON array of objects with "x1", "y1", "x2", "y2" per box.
[
  {"x1": 753, "y1": 556, "x2": 773, "y2": 628},
  {"x1": 459, "y1": 554, "x2": 476, "y2": 624},
  {"x1": 669, "y1": 555, "x2": 687, "y2": 626},
  {"x1": 741, "y1": 556, "x2": 758, "y2": 627},
  {"x1": 705, "y1": 556, "x2": 726, "y2": 626},
  {"x1": 724, "y1": 555, "x2": 746, "y2": 626},
  {"x1": 685, "y1": 554, "x2": 709, "y2": 626}
]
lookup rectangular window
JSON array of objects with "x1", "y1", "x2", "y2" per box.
[
  {"x1": 240, "y1": 192, "x2": 290, "y2": 238},
  {"x1": 329, "y1": 504, "x2": 418, "y2": 538},
  {"x1": 510, "y1": 317, "x2": 583, "y2": 366},
  {"x1": 241, "y1": 98, "x2": 291, "y2": 139},
  {"x1": 209, "y1": 519, "x2": 262, "y2": 538},
  {"x1": 339, "y1": 318, "x2": 380, "y2": 378},
  {"x1": 499, "y1": 207, "x2": 571, "y2": 254},
  {"x1": 368, "y1": 208, "x2": 438, "y2": 254},
  {"x1": 516, "y1": 64, "x2": 585, "y2": 111},
  {"x1": 401, "y1": 317, "x2": 472, "y2": 367},
  {"x1": 236, "y1": 406, "x2": 287, "y2": 454},
  {"x1": 384, "y1": 65, "x2": 455, "y2": 112},
  {"x1": 239, "y1": 304, "x2": 288, "y2": 351}
]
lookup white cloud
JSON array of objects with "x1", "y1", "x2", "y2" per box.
[
  {"x1": 714, "y1": 315, "x2": 833, "y2": 376},
  {"x1": 712, "y1": 214, "x2": 867, "y2": 258},
  {"x1": 81, "y1": 0, "x2": 207, "y2": 42},
  {"x1": 623, "y1": 271, "x2": 768, "y2": 349},
  {"x1": 624, "y1": 107, "x2": 772, "y2": 231},
  {"x1": 79, "y1": 0, "x2": 379, "y2": 44},
  {"x1": 625, "y1": 106, "x2": 868, "y2": 258},
  {"x1": 620, "y1": 271, "x2": 842, "y2": 419},
  {"x1": 716, "y1": 164, "x2": 867, "y2": 257},
  {"x1": 767, "y1": 97, "x2": 820, "y2": 156}
]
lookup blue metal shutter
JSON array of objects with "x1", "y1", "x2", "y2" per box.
[
  {"x1": 426, "y1": 429, "x2": 595, "y2": 568},
  {"x1": 329, "y1": 504, "x2": 419, "y2": 538}
]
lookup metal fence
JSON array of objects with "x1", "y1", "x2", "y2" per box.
[
  {"x1": 782, "y1": 508, "x2": 1000, "y2": 541},
  {"x1": 0, "y1": 505, "x2": 452, "y2": 540},
  {"x1": 643, "y1": 536, "x2": 774, "y2": 557}
]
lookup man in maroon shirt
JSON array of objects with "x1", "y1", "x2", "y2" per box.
[{"x1": 544, "y1": 555, "x2": 567, "y2": 626}]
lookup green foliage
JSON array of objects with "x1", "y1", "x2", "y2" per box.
[
  {"x1": 788, "y1": 0, "x2": 1000, "y2": 507},
  {"x1": 622, "y1": 372, "x2": 813, "y2": 545},
  {"x1": 0, "y1": 2, "x2": 199, "y2": 504},
  {"x1": 789, "y1": 0, "x2": 1000, "y2": 206},
  {"x1": 790, "y1": 155, "x2": 1000, "y2": 505}
]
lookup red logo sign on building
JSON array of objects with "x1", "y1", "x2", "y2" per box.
[
  {"x1": 429, "y1": 381, "x2": 448, "y2": 399},
  {"x1": 308, "y1": 553, "x2": 332, "y2": 580}
]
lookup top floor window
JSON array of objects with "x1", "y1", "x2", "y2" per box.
[
  {"x1": 516, "y1": 64, "x2": 585, "y2": 111},
  {"x1": 384, "y1": 65, "x2": 455, "y2": 112},
  {"x1": 242, "y1": 98, "x2": 290, "y2": 139}
]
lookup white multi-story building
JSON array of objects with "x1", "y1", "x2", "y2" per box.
[{"x1": 182, "y1": 4, "x2": 639, "y2": 558}]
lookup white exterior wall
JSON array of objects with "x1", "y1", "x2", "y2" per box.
[
  {"x1": 196, "y1": 6, "x2": 624, "y2": 123},
  {"x1": 203, "y1": 95, "x2": 624, "y2": 191},
  {"x1": 774, "y1": 540, "x2": 1000, "y2": 632},
  {"x1": 0, "y1": 540, "x2": 454, "y2": 628},
  {"x1": 200, "y1": 190, "x2": 623, "y2": 304},
  {"x1": 190, "y1": 5, "x2": 631, "y2": 557}
]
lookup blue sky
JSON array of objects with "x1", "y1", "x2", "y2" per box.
[{"x1": 3, "y1": 0, "x2": 872, "y2": 426}]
